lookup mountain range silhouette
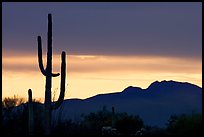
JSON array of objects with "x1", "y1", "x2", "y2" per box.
[
  {"x1": 7, "y1": 80, "x2": 201, "y2": 127},
  {"x1": 52, "y1": 80, "x2": 202, "y2": 127}
]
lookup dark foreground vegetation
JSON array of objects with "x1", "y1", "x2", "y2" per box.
[{"x1": 2, "y1": 96, "x2": 202, "y2": 136}]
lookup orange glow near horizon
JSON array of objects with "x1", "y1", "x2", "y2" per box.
[{"x1": 2, "y1": 54, "x2": 202, "y2": 100}]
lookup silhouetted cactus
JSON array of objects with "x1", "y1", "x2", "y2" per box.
[
  {"x1": 112, "y1": 106, "x2": 115, "y2": 128},
  {"x1": 28, "y1": 89, "x2": 34, "y2": 135},
  {"x1": 37, "y1": 13, "x2": 66, "y2": 135}
]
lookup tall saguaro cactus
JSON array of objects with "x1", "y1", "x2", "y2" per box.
[{"x1": 37, "y1": 13, "x2": 66, "y2": 135}]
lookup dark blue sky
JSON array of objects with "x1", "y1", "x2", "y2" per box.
[{"x1": 2, "y1": 2, "x2": 202, "y2": 58}]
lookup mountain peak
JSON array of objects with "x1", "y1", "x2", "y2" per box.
[
  {"x1": 148, "y1": 80, "x2": 178, "y2": 88},
  {"x1": 121, "y1": 80, "x2": 201, "y2": 94},
  {"x1": 147, "y1": 80, "x2": 201, "y2": 91},
  {"x1": 122, "y1": 86, "x2": 142, "y2": 93}
]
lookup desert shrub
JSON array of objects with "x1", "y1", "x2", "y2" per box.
[
  {"x1": 2, "y1": 95, "x2": 26, "y2": 108},
  {"x1": 115, "y1": 113, "x2": 144, "y2": 135},
  {"x1": 166, "y1": 113, "x2": 202, "y2": 135},
  {"x1": 81, "y1": 106, "x2": 144, "y2": 135},
  {"x1": 2, "y1": 95, "x2": 43, "y2": 135}
]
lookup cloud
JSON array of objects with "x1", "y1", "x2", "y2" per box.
[
  {"x1": 3, "y1": 55, "x2": 201, "y2": 75},
  {"x1": 2, "y1": 2, "x2": 202, "y2": 59}
]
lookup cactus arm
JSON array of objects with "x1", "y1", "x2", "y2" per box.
[
  {"x1": 52, "y1": 51, "x2": 66, "y2": 110},
  {"x1": 28, "y1": 89, "x2": 34, "y2": 135},
  {"x1": 51, "y1": 72, "x2": 60, "y2": 77},
  {"x1": 38, "y1": 36, "x2": 47, "y2": 76},
  {"x1": 38, "y1": 36, "x2": 60, "y2": 77}
]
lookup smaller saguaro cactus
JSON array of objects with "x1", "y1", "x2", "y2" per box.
[
  {"x1": 112, "y1": 106, "x2": 115, "y2": 128},
  {"x1": 28, "y1": 89, "x2": 34, "y2": 135}
]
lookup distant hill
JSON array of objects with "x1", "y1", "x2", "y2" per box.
[{"x1": 52, "y1": 80, "x2": 202, "y2": 127}]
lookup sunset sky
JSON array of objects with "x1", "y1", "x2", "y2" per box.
[{"x1": 2, "y1": 2, "x2": 202, "y2": 100}]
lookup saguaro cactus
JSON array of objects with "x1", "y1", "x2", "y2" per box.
[
  {"x1": 37, "y1": 13, "x2": 66, "y2": 135},
  {"x1": 28, "y1": 89, "x2": 34, "y2": 135},
  {"x1": 112, "y1": 106, "x2": 115, "y2": 128}
]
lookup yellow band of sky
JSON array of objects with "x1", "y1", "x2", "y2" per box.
[{"x1": 2, "y1": 54, "x2": 202, "y2": 100}]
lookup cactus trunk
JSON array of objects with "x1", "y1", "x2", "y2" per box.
[{"x1": 44, "y1": 13, "x2": 52, "y2": 135}]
